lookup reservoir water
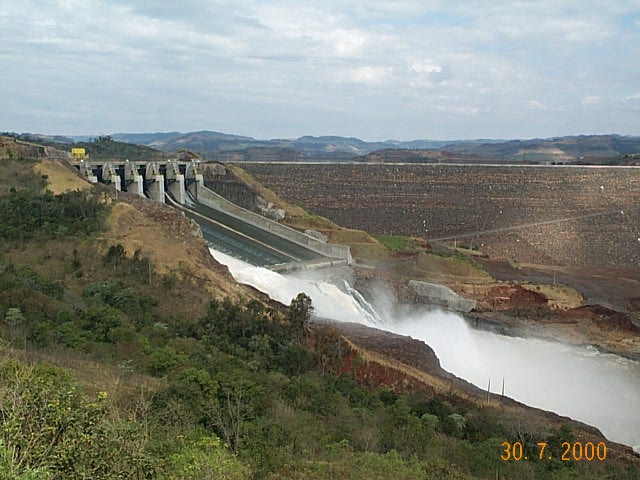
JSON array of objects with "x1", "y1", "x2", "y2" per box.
[{"x1": 210, "y1": 248, "x2": 640, "y2": 452}]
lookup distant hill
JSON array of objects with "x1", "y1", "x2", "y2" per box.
[
  {"x1": 107, "y1": 131, "x2": 640, "y2": 163},
  {"x1": 2, "y1": 132, "x2": 76, "y2": 145},
  {"x1": 207, "y1": 146, "x2": 304, "y2": 162},
  {"x1": 71, "y1": 136, "x2": 168, "y2": 161},
  {"x1": 103, "y1": 131, "x2": 374, "y2": 159},
  {"x1": 102, "y1": 131, "x2": 479, "y2": 159},
  {"x1": 112, "y1": 130, "x2": 256, "y2": 152},
  {"x1": 110, "y1": 132, "x2": 182, "y2": 145},
  {"x1": 382, "y1": 138, "x2": 505, "y2": 150},
  {"x1": 29, "y1": 130, "x2": 640, "y2": 164},
  {"x1": 289, "y1": 135, "x2": 389, "y2": 154},
  {"x1": 440, "y1": 134, "x2": 640, "y2": 164}
]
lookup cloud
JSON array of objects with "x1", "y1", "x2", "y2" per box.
[
  {"x1": 410, "y1": 62, "x2": 443, "y2": 75},
  {"x1": 347, "y1": 66, "x2": 393, "y2": 84},
  {"x1": 0, "y1": 0, "x2": 639, "y2": 139},
  {"x1": 527, "y1": 100, "x2": 568, "y2": 113},
  {"x1": 528, "y1": 100, "x2": 547, "y2": 110},
  {"x1": 435, "y1": 104, "x2": 479, "y2": 116},
  {"x1": 407, "y1": 60, "x2": 451, "y2": 89},
  {"x1": 328, "y1": 28, "x2": 367, "y2": 57},
  {"x1": 627, "y1": 93, "x2": 640, "y2": 101},
  {"x1": 582, "y1": 96, "x2": 599, "y2": 106}
]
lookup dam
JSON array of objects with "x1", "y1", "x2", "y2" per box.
[
  {"x1": 73, "y1": 158, "x2": 352, "y2": 271},
  {"x1": 72, "y1": 156, "x2": 640, "y2": 452}
]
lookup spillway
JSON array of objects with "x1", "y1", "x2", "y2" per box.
[{"x1": 210, "y1": 248, "x2": 640, "y2": 452}]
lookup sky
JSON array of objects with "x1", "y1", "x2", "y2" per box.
[{"x1": 1, "y1": 0, "x2": 640, "y2": 141}]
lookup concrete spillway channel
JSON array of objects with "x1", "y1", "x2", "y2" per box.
[
  {"x1": 165, "y1": 193, "x2": 326, "y2": 268},
  {"x1": 72, "y1": 159, "x2": 350, "y2": 270}
]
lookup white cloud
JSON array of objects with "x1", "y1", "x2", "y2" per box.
[
  {"x1": 348, "y1": 66, "x2": 393, "y2": 84},
  {"x1": 329, "y1": 28, "x2": 367, "y2": 57},
  {"x1": 582, "y1": 96, "x2": 599, "y2": 106},
  {"x1": 0, "y1": 0, "x2": 639, "y2": 139},
  {"x1": 526, "y1": 100, "x2": 568, "y2": 113},
  {"x1": 435, "y1": 104, "x2": 479, "y2": 116},
  {"x1": 409, "y1": 61, "x2": 442, "y2": 75},
  {"x1": 494, "y1": 15, "x2": 611, "y2": 44},
  {"x1": 528, "y1": 100, "x2": 547, "y2": 110},
  {"x1": 407, "y1": 61, "x2": 450, "y2": 89}
]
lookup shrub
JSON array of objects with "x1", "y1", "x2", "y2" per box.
[
  {"x1": 0, "y1": 359, "x2": 156, "y2": 478},
  {"x1": 0, "y1": 190, "x2": 107, "y2": 240}
]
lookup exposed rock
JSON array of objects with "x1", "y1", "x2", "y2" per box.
[
  {"x1": 304, "y1": 229, "x2": 328, "y2": 243},
  {"x1": 204, "y1": 168, "x2": 286, "y2": 221},
  {"x1": 201, "y1": 162, "x2": 226, "y2": 178},
  {"x1": 409, "y1": 280, "x2": 476, "y2": 313},
  {"x1": 484, "y1": 284, "x2": 548, "y2": 310},
  {"x1": 565, "y1": 305, "x2": 640, "y2": 334},
  {"x1": 256, "y1": 197, "x2": 286, "y2": 220}
]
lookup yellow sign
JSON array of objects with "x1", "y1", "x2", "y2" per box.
[{"x1": 71, "y1": 148, "x2": 86, "y2": 158}]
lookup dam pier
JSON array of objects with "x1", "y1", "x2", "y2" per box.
[{"x1": 73, "y1": 158, "x2": 352, "y2": 271}]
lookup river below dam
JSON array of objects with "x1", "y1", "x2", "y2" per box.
[{"x1": 209, "y1": 248, "x2": 640, "y2": 452}]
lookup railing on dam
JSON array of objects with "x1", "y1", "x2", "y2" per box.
[{"x1": 188, "y1": 183, "x2": 353, "y2": 264}]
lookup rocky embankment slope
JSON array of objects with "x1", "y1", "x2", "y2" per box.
[
  {"x1": 319, "y1": 320, "x2": 640, "y2": 464},
  {"x1": 240, "y1": 162, "x2": 640, "y2": 358}
]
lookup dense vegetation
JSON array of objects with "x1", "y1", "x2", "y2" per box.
[
  {"x1": 0, "y1": 163, "x2": 637, "y2": 479},
  {"x1": 0, "y1": 189, "x2": 107, "y2": 240}
]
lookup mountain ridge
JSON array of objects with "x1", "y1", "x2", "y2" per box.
[
  {"x1": 96, "y1": 131, "x2": 640, "y2": 162},
  {"x1": 19, "y1": 130, "x2": 640, "y2": 163}
]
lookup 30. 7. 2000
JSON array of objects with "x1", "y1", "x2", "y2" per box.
[{"x1": 501, "y1": 441, "x2": 607, "y2": 461}]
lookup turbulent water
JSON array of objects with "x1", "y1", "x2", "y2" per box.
[{"x1": 210, "y1": 248, "x2": 640, "y2": 451}]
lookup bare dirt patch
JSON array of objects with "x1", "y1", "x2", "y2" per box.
[
  {"x1": 100, "y1": 193, "x2": 243, "y2": 302},
  {"x1": 35, "y1": 159, "x2": 91, "y2": 194}
]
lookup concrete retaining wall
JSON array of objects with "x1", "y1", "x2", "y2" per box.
[{"x1": 188, "y1": 183, "x2": 352, "y2": 263}]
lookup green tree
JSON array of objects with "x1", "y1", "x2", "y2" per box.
[
  {"x1": 165, "y1": 435, "x2": 250, "y2": 480},
  {"x1": 207, "y1": 370, "x2": 265, "y2": 453},
  {"x1": 3, "y1": 307, "x2": 26, "y2": 347},
  {"x1": 288, "y1": 293, "x2": 313, "y2": 343},
  {"x1": 313, "y1": 326, "x2": 345, "y2": 376},
  {"x1": 103, "y1": 244, "x2": 126, "y2": 268}
]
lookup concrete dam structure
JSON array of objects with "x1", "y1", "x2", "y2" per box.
[
  {"x1": 74, "y1": 159, "x2": 352, "y2": 270},
  {"x1": 76, "y1": 158, "x2": 201, "y2": 204}
]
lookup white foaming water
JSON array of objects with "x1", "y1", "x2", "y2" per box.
[
  {"x1": 213, "y1": 250, "x2": 377, "y2": 324},
  {"x1": 210, "y1": 248, "x2": 640, "y2": 451},
  {"x1": 393, "y1": 311, "x2": 640, "y2": 450}
]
